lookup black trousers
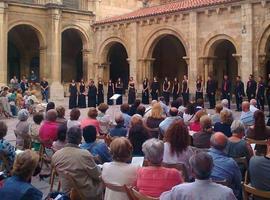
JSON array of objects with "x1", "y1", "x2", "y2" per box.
[
  {"x1": 163, "y1": 91, "x2": 170, "y2": 105},
  {"x1": 222, "y1": 92, "x2": 231, "y2": 109},
  {"x1": 195, "y1": 92, "x2": 203, "y2": 102},
  {"x1": 207, "y1": 93, "x2": 216, "y2": 109},
  {"x1": 257, "y1": 95, "x2": 265, "y2": 110},
  {"x1": 247, "y1": 93, "x2": 255, "y2": 102},
  {"x1": 182, "y1": 92, "x2": 189, "y2": 106},
  {"x1": 235, "y1": 95, "x2": 243, "y2": 111}
]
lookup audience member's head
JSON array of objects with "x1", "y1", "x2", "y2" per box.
[
  {"x1": 210, "y1": 132, "x2": 228, "y2": 151},
  {"x1": 136, "y1": 105, "x2": 146, "y2": 117},
  {"x1": 0, "y1": 121, "x2": 8, "y2": 139},
  {"x1": 130, "y1": 114, "x2": 143, "y2": 127},
  {"x1": 215, "y1": 103, "x2": 223, "y2": 114},
  {"x1": 221, "y1": 99, "x2": 229, "y2": 108},
  {"x1": 176, "y1": 97, "x2": 183, "y2": 107},
  {"x1": 200, "y1": 115, "x2": 212, "y2": 132},
  {"x1": 230, "y1": 120, "x2": 245, "y2": 137},
  {"x1": 169, "y1": 107, "x2": 178, "y2": 117},
  {"x1": 33, "y1": 112, "x2": 44, "y2": 125},
  {"x1": 87, "y1": 107, "x2": 98, "y2": 119},
  {"x1": 196, "y1": 98, "x2": 204, "y2": 108},
  {"x1": 142, "y1": 138, "x2": 164, "y2": 166},
  {"x1": 56, "y1": 106, "x2": 65, "y2": 118},
  {"x1": 67, "y1": 126, "x2": 82, "y2": 145},
  {"x1": 110, "y1": 137, "x2": 133, "y2": 163},
  {"x1": 98, "y1": 103, "x2": 109, "y2": 114},
  {"x1": 46, "y1": 102, "x2": 55, "y2": 112},
  {"x1": 133, "y1": 99, "x2": 141, "y2": 107},
  {"x1": 250, "y1": 99, "x2": 257, "y2": 107},
  {"x1": 57, "y1": 124, "x2": 67, "y2": 142},
  {"x1": 194, "y1": 109, "x2": 207, "y2": 123},
  {"x1": 171, "y1": 100, "x2": 180, "y2": 109},
  {"x1": 150, "y1": 100, "x2": 157, "y2": 106},
  {"x1": 150, "y1": 102, "x2": 163, "y2": 119},
  {"x1": 220, "y1": 110, "x2": 233, "y2": 125},
  {"x1": 185, "y1": 103, "x2": 196, "y2": 115},
  {"x1": 115, "y1": 113, "x2": 124, "y2": 126},
  {"x1": 18, "y1": 109, "x2": 29, "y2": 121},
  {"x1": 120, "y1": 103, "x2": 130, "y2": 114},
  {"x1": 82, "y1": 125, "x2": 97, "y2": 143},
  {"x1": 242, "y1": 101, "x2": 250, "y2": 112},
  {"x1": 70, "y1": 108, "x2": 81, "y2": 121},
  {"x1": 46, "y1": 109, "x2": 58, "y2": 122}
]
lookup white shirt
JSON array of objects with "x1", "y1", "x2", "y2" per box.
[
  {"x1": 250, "y1": 105, "x2": 258, "y2": 113},
  {"x1": 67, "y1": 119, "x2": 81, "y2": 129}
]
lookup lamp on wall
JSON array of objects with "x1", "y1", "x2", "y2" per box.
[{"x1": 241, "y1": 25, "x2": 247, "y2": 34}]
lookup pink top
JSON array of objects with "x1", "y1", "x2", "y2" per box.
[
  {"x1": 39, "y1": 121, "x2": 58, "y2": 148},
  {"x1": 136, "y1": 166, "x2": 182, "y2": 198},
  {"x1": 189, "y1": 121, "x2": 201, "y2": 132},
  {"x1": 80, "y1": 118, "x2": 101, "y2": 133}
]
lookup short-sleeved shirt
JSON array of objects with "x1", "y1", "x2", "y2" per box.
[{"x1": 40, "y1": 81, "x2": 49, "y2": 90}]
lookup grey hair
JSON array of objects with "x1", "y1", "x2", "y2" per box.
[
  {"x1": 230, "y1": 120, "x2": 245, "y2": 135},
  {"x1": 18, "y1": 109, "x2": 29, "y2": 121},
  {"x1": 221, "y1": 99, "x2": 228, "y2": 108},
  {"x1": 67, "y1": 126, "x2": 82, "y2": 145},
  {"x1": 142, "y1": 138, "x2": 164, "y2": 165},
  {"x1": 250, "y1": 99, "x2": 257, "y2": 106}
]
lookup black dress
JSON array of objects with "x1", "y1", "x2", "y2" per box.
[
  {"x1": 151, "y1": 81, "x2": 159, "y2": 100},
  {"x1": 107, "y1": 83, "x2": 114, "y2": 105},
  {"x1": 182, "y1": 80, "x2": 189, "y2": 106},
  {"x1": 88, "y1": 85, "x2": 97, "y2": 107},
  {"x1": 97, "y1": 82, "x2": 104, "y2": 106},
  {"x1": 78, "y1": 83, "x2": 86, "y2": 108},
  {"x1": 128, "y1": 82, "x2": 136, "y2": 105},
  {"x1": 115, "y1": 81, "x2": 123, "y2": 105},
  {"x1": 142, "y1": 81, "x2": 149, "y2": 104},
  {"x1": 195, "y1": 80, "x2": 203, "y2": 101},
  {"x1": 69, "y1": 83, "x2": 77, "y2": 109},
  {"x1": 163, "y1": 81, "x2": 170, "y2": 105},
  {"x1": 172, "y1": 81, "x2": 179, "y2": 101}
]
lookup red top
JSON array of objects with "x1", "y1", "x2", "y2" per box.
[
  {"x1": 39, "y1": 121, "x2": 58, "y2": 148},
  {"x1": 189, "y1": 121, "x2": 201, "y2": 132},
  {"x1": 136, "y1": 166, "x2": 182, "y2": 198},
  {"x1": 80, "y1": 118, "x2": 101, "y2": 134}
]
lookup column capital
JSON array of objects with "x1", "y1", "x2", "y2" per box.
[
  {"x1": 183, "y1": 56, "x2": 190, "y2": 65},
  {"x1": 232, "y1": 53, "x2": 242, "y2": 63}
]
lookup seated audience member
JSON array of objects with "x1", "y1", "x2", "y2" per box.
[
  {"x1": 249, "y1": 143, "x2": 270, "y2": 191},
  {"x1": 176, "y1": 97, "x2": 186, "y2": 116},
  {"x1": 39, "y1": 109, "x2": 59, "y2": 148},
  {"x1": 129, "y1": 99, "x2": 141, "y2": 116},
  {"x1": 195, "y1": 98, "x2": 204, "y2": 112},
  {"x1": 159, "y1": 107, "x2": 182, "y2": 136},
  {"x1": 0, "y1": 87, "x2": 12, "y2": 117},
  {"x1": 0, "y1": 121, "x2": 16, "y2": 173},
  {"x1": 29, "y1": 112, "x2": 44, "y2": 151},
  {"x1": 52, "y1": 127, "x2": 103, "y2": 199},
  {"x1": 52, "y1": 125, "x2": 67, "y2": 152},
  {"x1": 81, "y1": 125, "x2": 112, "y2": 163},
  {"x1": 67, "y1": 108, "x2": 81, "y2": 129},
  {"x1": 221, "y1": 99, "x2": 230, "y2": 111},
  {"x1": 143, "y1": 100, "x2": 157, "y2": 118},
  {"x1": 136, "y1": 105, "x2": 146, "y2": 117},
  {"x1": 208, "y1": 132, "x2": 242, "y2": 199},
  {"x1": 193, "y1": 115, "x2": 213, "y2": 149},
  {"x1": 46, "y1": 102, "x2": 55, "y2": 112},
  {"x1": 109, "y1": 114, "x2": 127, "y2": 137},
  {"x1": 81, "y1": 107, "x2": 101, "y2": 133},
  {"x1": 159, "y1": 96, "x2": 170, "y2": 116},
  {"x1": 160, "y1": 152, "x2": 236, "y2": 200},
  {"x1": 213, "y1": 110, "x2": 232, "y2": 137},
  {"x1": 120, "y1": 103, "x2": 131, "y2": 128},
  {"x1": 240, "y1": 101, "x2": 254, "y2": 128},
  {"x1": 0, "y1": 150, "x2": 43, "y2": 200},
  {"x1": 211, "y1": 103, "x2": 223, "y2": 125},
  {"x1": 163, "y1": 120, "x2": 194, "y2": 179},
  {"x1": 102, "y1": 137, "x2": 138, "y2": 200},
  {"x1": 136, "y1": 138, "x2": 183, "y2": 197},
  {"x1": 183, "y1": 103, "x2": 196, "y2": 125},
  {"x1": 246, "y1": 110, "x2": 270, "y2": 155},
  {"x1": 249, "y1": 99, "x2": 259, "y2": 113},
  {"x1": 97, "y1": 103, "x2": 112, "y2": 135},
  {"x1": 15, "y1": 109, "x2": 30, "y2": 150},
  {"x1": 55, "y1": 106, "x2": 67, "y2": 125},
  {"x1": 189, "y1": 109, "x2": 207, "y2": 132}
]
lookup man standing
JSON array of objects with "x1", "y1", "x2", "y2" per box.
[
  {"x1": 206, "y1": 76, "x2": 216, "y2": 109},
  {"x1": 234, "y1": 76, "x2": 245, "y2": 111},
  {"x1": 40, "y1": 77, "x2": 49, "y2": 103},
  {"x1": 256, "y1": 76, "x2": 265, "y2": 111},
  {"x1": 221, "y1": 75, "x2": 231, "y2": 108},
  {"x1": 246, "y1": 74, "x2": 257, "y2": 101}
]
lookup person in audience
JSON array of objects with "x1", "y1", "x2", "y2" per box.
[
  {"x1": 183, "y1": 103, "x2": 196, "y2": 125},
  {"x1": 97, "y1": 103, "x2": 112, "y2": 135},
  {"x1": 250, "y1": 99, "x2": 259, "y2": 113},
  {"x1": 240, "y1": 101, "x2": 254, "y2": 128},
  {"x1": 159, "y1": 107, "x2": 182, "y2": 136},
  {"x1": 52, "y1": 125, "x2": 67, "y2": 152},
  {"x1": 45, "y1": 102, "x2": 55, "y2": 112},
  {"x1": 208, "y1": 132, "x2": 242, "y2": 199},
  {"x1": 143, "y1": 100, "x2": 158, "y2": 118},
  {"x1": 81, "y1": 125, "x2": 112, "y2": 164},
  {"x1": 211, "y1": 103, "x2": 223, "y2": 125},
  {"x1": 136, "y1": 105, "x2": 146, "y2": 117},
  {"x1": 163, "y1": 120, "x2": 194, "y2": 179},
  {"x1": 189, "y1": 109, "x2": 207, "y2": 132},
  {"x1": 160, "y1": 152, "x2": 236, "y2": 200},
  {"x1": 246, "y1": 110, "x2": 270, "y2": 155},
  {"x1": 120, "y1": 103, "x2": 131, "y2": 128},
  {"x1": 52, "y1": 127, "x2": 103, "y2": 199},
  {"x1": 55, "y1": 106, "x2": 67, "y2": 125},
  {"x1": 0, "y1": 150, "x2": 43, "y2": 200},
  {"x1": 39, "y1": 109, "x2": 58, "y2": 148},
  {"x1": 15, "y1": 109, "x2": 30, "y2": 150},
  {"x1": 29, "y1": 112, "x2": 44, "y2": 151},
  {"x1": 213, "y1": 110, "x2": 232, "y2": 137},
  {"x1": 195, "y1": 98, "x2": 204, "y2": 112},
  {"x1": 81, "y1": 107, "x2": 101, "y2": 133},
  {"x1": 129, "y1": 99, "x2": 141, "y2": 116},
  {"x1": 193, "y1": 115, "x2": 213, "y2": 149},
  {"x1": 136, "y1": 138, "x2": 183, "y2": 197},
  {"x1": 221, "y1": 99, "x2": 234, "y2": 124},
  {"x1": 0, "y1": 121, "x2": 15, "y2": 173},
  {"x1": 109, "y1": 113, "x2": 127, "y2": 137},
  {"x1": 177, "y1": 97, "x2": 186, "y2": 115},
  {"x1": 102, "y1": 137, "x2": 138, "y2": 200},
  {"x1": 0, "y1": 87, "x2": 12, "y2": 117},
  {"x1": 159, "y1": 96, "x2": 170, "y2": 116},
  {"x1": 67, "y1": 108, "x2": 81, "y2": 129}
]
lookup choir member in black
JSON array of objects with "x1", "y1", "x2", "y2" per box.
[
  {"x1": 151, "y1": 76, "x2": 159, "y2": 100},
  {"x1": 221, "y1": 75, "x2": 232, "y2": 109},
  {"x1": 235, "y1": 76, "x2": 245, "y2": 111},
  {"x1": 87, "y1": 79, "x2": 97, "y2": 107},
  {"x1": 206, "y1": 76, "x2": 217, "y2": 109},
  {"x1": 172, "y1": 77, "x2": 180, "y2": 101},
  {"x1": 128, "y1": 77, "x2": 136, "y2": 105},
  {"x1": 195, "y1": 75, "x2": 203, "y2": 102},
  {"x1": 246, "y1": 74, "x2": 257, "y2": 101},
  {"x1": 107, "y1": 79, "x2": 114, "y2": 105},
  {"x1": 115, "y1": 77, "x2": 124, "y2": 105},
  {"x1": 266, "y1": 74, "x2": 270, "y2": 116},
  {"x1": 78, "y1": 79, "x2": 86, "y2": 108},
  {"x1": 162, "y1": 77, "x2": 171, "y2": 105},
  {"x1": 142, "y1": 77, "x2": 149, "y2": 104},
  {"x1": 97, "y1": 78, "x2": 104, "y2": 105},
  {"x1": 182, "y1": 75, "x2": 189, "y2": 106},
  {"x1": 256, "y1": 76, "x2": 265, "y2": 111},
  {"x1": 69, "y1": 79, "x2": 78, "y2": 109}
]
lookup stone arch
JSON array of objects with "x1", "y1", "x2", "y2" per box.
[{"x1": 258, "y1": 24, "x2": 270, "y2": 56}]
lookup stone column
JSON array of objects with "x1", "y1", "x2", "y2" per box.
[
  {"x1": 258, "y1": 54, "x2": 267, "y2": 77},
  {"x1": 39, "y1": 46, "x2": 47, "y2": 79},
  {"x1": 129, "y1": 23, "x2": 138, "y2": 84},
  {"x1": 232, "y1": 54, "x2": 242, "y2": 77},
  {"x1": 0, "y1": 2, "x2": 7, "y2": 86},
  {"x1": 82, "y1": 49, "x2": 90, "y2": 81}
]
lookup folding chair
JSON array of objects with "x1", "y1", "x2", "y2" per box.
[
  {"x1": 162, "y1": 162, "x2": 189, "y2": 182},
  {"x1": 49, "y1": 167, "x2": 61, "y2": 192},
  {"x1": 64, "y1": 172, "x2": 84, "y2": 200}
]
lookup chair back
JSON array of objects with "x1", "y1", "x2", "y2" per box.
[
  {"x1": 132, "y1": 188, "x2": 159, "y2": 200},
  {"x1": 50, "y1": 167, "x2": 61, "y2": 192},
  {"x1": 64, "y1": 172, "x2": 84, "y2": 200},
  {"x1": 246, "y1": 138, "x2": 268, "y2": 146},
  {"x1": 162, "y1": 162, "x2": 189, "y2": 182},
  {"x1": 0, "y1": 151, "x2": 9, "y2": 172}
]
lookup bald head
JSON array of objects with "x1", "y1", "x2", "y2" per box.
[
  {"x1": 210, "y1": 132, "x2": 228, "y2": 151},
  {"x1": 242, "y1": 101, "x2": 250, "y2": 112},
  {"x1": 250, "y1": 99, "x2": 257, "y2": 106},
  {"x1": 151, "y1": 100, "x2": 158, "y2": 106},
  {"x1": 115, "y1": 113, "x2": 124, "y2": 125},
  {"x1": 46, "y1": 109, "x2": 58, "y2": 122},
  {"x1": 169, "y1": 107, "x2": 178, "y2": 117}
]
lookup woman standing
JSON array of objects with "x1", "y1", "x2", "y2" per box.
[
  {"x1": 172, "y1": 77, "x2": 180, "y2": 101},
  {"x1": 107, "y1": 79, "x2": 114, "y2": 105},
  {"x1": 128, "y1": 77, "x2": 136, "y2": 105},
  {"x1": 142, "y1": 78, "x2": 149, "y2": 104},
  {"x1": 195, "y1": 75, "x2": 203, "y2": 102},
  {"x1": 162, "y1": 77, "x2": 171, "y2": 105},
  {"x1": 88, "y1": 79, "x2": 97, "y2": 108},
  {"x1": 115, "y1": 78, "x2": 123, "y2": 105},
  {"x1": 78, "y1": 79, "x2": 86, "y2": 108},
  {"x1": 151, "y1": 77, "x2": 159, "y2": 101},
  {"x1": 182, "y1": 75, "x2": 189, "y2": 106},
  {"x1": 97, "y1": 78, "x2": 104, "y2": 106},
  {"x1": 69, "y1": 79, "x2": 77, "y2": 109}
]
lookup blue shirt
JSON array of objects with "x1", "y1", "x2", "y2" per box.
[
  {"x1": 0, "y1": 176, "x2": 43, "y2": 200},
  {"x1": 122, "y1": 113, "x2": 131, "y2": 128},
  {"x1": 208, "y1": 148, "x2": 242, "y2": 199},
  {"x1": 159, "y1": 116, "x2": 182, "y2": 135},
  {"x1": 213, "y1": 122, "x2": 232, "y2": 137},
  {"x1": 109, "y1": 125, "x2": 128, "y2": 137},
  {"x1": 80, "y1": 141, "x2": 112, "y2": 163},
  {"x1": 240, "y1": 111, "x2": 254, "y2": 127}
]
